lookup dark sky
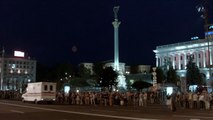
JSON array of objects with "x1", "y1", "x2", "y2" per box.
[{"x1": 0, "y1": 0, "x2": 213, "y2": 66}]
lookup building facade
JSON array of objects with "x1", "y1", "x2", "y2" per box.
[
  {"x1": 153, "y1": 24, "x2": 213, "y2": 87},
  {"x1": 79, "y1": 63, "x2": 94, "y2": 75},
  {"x1": 0, "y1": 51, "x2": 36, "y2": 91}
]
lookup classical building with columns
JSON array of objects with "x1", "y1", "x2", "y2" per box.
[{"x1": 154, "y1": 24, "x2": 213, "y2": 88}]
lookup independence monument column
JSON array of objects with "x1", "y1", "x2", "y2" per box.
[
  {"x1": 112, "y1": 6, "x2": 120, "y2": 71},
  {"x1": 112, "y1": 6, "x2": 126, "y2": 89}
]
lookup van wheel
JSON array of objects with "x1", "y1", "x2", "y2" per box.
[{"x1": 34, "y1": 99, "x2": 38, "y2": 104}]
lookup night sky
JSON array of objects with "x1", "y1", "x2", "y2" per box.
[{"x1": 0, "y1": 0, "x2": 213, "y2": 66}]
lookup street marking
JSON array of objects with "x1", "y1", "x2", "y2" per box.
[
  {"x1": 173, "y1": 115, "x2": 213, "y2": 119},
  {"x1": 11, "y1": 110, "x2": 25, "y2": 114},
  {"x1": 0, "y1": 102, "x2": 159, "y2": 120}
]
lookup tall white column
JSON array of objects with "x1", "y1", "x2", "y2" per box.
[
  {"x1": 158, "y1": 56, "x2": 162, "y2": 66},
  {"x1": 112, "y1": 6, "x2": 126, "y2": 89},
  {"x1": 178, "y1": 53, "x2": 181, "y2": 70},
  {"x1": 203, "y1": 50, "x2": 206, "y2": 68},
  {"x1": 184, "y1": 53, "x2": 187, "y2": 69},
  {"x1": 112, "y1": 21, "x2": 120, "y2": 71},
  {"x1": 210, "y1": 48, "x2": 212, "y2": 65},
  {"x1": 156, "y1": 55, "x2": 159, "y2": 67},
  {"x1": 196, "y1": 51, "x2": 200, "y2": 67},
  {"x1": 172, "y1": 54, "x2": 175, "y2": 69}
]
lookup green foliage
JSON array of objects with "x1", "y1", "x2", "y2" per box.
[
  {"x1": 93, "y1": 62, "x2": 104, "y2": 77},
  {"x1": 69, "y1": 78, "x2": 90, "y2": 87},
  {"x1": 186, "y1": 56, "x2": 203, "y2": 85},
  {"x1": 166, "y1": 66, "x2": 179, "y2": 85},
  {"x1": 78, "y1": 64, "x2": 91, "y2": 79},
  {"x1": 99, "y1": 67, "x2": 118, "y2": 91},
  {"x1": 156, "y1": 67, "x2": 166, "y2": 83}
]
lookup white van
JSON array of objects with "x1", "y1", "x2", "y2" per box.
[{"x1": 22, "y1": 82, "x2": 57, "y2": 103}]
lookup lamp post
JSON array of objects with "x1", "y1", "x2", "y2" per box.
[
  {"x1": 202, "y1": 0, "x2": 212, "y2": 86},
  {"x1": 197, "y1": 0, "x2": 211, "y2": 86}
]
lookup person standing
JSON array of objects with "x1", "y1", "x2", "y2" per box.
[
  {"x1": 143, "y1": 92, "x2": 148, "y2": 107},
  {"x1": 138, "y1": 92, "x2": 143, "y2": 106},
  {"x1": 171, "y1": 90, "x2": 177, "y2": 112}
]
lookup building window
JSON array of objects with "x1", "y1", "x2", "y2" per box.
[
  {"x1": 50, "y1": 85, "x2": 53, "y2": 91},
  {"x1": 44, "y1": 85, "x2": 48, "y2": 91},
  {"x1": 199, "y1": 54, "x2": 201, "y2": 58}
]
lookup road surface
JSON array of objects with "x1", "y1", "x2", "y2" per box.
[{"x1": 0, "y1": 100, "x2": 213, "y2": 120}]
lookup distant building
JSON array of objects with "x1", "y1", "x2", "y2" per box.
[
  {"x1": 137, "y1": 65, "x2": 151, "y2": 74},
  {"x1": 104, "y1": 62, "x2": 126, "y2": 74},
  {"x1": 125, "y1": 65, "x2": 152, "y2": 89},
  {"x1": 79, "y1": 63, "x2": 94, "y2": 75},
  {"x1": 0, "y1": 50, "x2": 36, "y2": 91},
  {"x1": 153, "y1": 24, "x2": 213, "y2": 89}
]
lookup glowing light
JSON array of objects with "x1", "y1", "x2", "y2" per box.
[
  {"x1": 209, "y1": 25, "x2": 213, "y2": 30},
  {"x1": 175, "y1": 46, "x2": 186, "y2": 50},
  {"x1": 14, "y1": 51, "x2": 25, "y2": 57},
  {"x1": 64, "y1": 86, "x2": 70, "y2": 94},
  {"x1": 117, "y1": 73, "x2": 126, "y2": 89},
  {"x1": 205, "y1": 31, "x2": 213, "y2": 36},
  {"x1": 76, "y1": 89, "x2": 79, "y2": 93},
  {"x1": 17, "y1": 69, "x2": 21, "y2": 74},
  {"x1": 191, "y1": 36, "x2": 199, "y2": 40},
  {"x1": 189, "y1": 85, "x2": 197, "y2": 92},
  {"x1": 166, "y1": 87, "x2": 173, "y2": 95},
  {"x1": 11, "y1": 64, "x2": 16, "y2": 69}
]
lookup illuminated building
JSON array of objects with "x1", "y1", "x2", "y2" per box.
[
  {"x1": 153, "y1": 24, "x2": 213, "y2": 90},
  {"x1": 0, "y1": 50, "x2": 36, "y2": 91}
]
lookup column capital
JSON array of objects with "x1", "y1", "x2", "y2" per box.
[{"x1": 112, "y1": 21, "x2": 121, "y2": 28}]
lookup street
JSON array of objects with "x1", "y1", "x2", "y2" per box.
[{"x1": 0, "y1": 100, "x2": 213, "y2": 120}]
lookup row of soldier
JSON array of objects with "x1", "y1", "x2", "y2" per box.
[
  {"x1": 55, "y1": 91, "x2": 159, "y2": 106},
  {"x1": 174, "y1": 90, "x2": 213, "y2": 110}
]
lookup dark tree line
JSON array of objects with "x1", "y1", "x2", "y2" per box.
[
  {"x1": 36, "y1": 62, "x2": 118, "y2": 91},
  {"x1": 186, "y1": 56, "x2": 204, "y2": 86}
]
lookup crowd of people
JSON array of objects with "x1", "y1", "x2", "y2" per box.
[
  {"x1": 0, "y1": 90, "x2": 22, "y2": 100},
  {"x1": 55, "y1": 91, "x2": 165, "y2": 106},
  {"x1": 1, "y1": 89, "x2": 213, "y2": 112}
]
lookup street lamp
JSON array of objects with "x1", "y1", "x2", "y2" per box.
[{"x1": 197, "y1": 0, "x2": 212, "y2": 86}]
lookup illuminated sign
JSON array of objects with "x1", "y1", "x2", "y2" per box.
[
  {"x1": 209, "y1": 25, "x2": 213, "y2": 30},
  {"x1": 14, "y1": 51, "x2": 25, "y2": 57},
  {"x1": 205, "y1": 31, "x2": 213, "y2": 36},
  {"x1": 191, "y1": 36, "x2": 199, "y2": 40}
]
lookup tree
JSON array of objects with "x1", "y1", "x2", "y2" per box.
[
  {"x1": 51, "y1": 63, "x2": 75, "y2": 91},
  {"x1": 78, "y1": 64, "x2": 91, "y2": 79},
  {"x1": 93, "y1": 62, "x2": 104, "y2": 78},
  {"x1": 99, "y1": 67, "x2": 118, "y2": 92},
  {"x1": 186, "y1": 55, "x2": 203, "y2": 86},
  {"x1": 69, "y1": 77, "x2": 90, "y2": 87},
  {"x1": 156, "y1": 67, "x2": 166, "y2": 84},
  {"x1": 166, "y1": 66, "x2": 179, "y2": 85}
]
